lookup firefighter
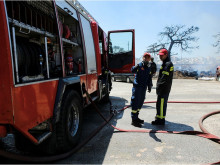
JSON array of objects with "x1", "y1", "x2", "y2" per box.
[
  {"x1": 152, "y1": 48, "x2": 174, "y2": 125},
  {"x1": 150, "y1": 57, "x2": 157, "y2": 76},
  {"x1": 216, "y1": 67, "x2": 220, "y2": 81},
  {"x1": 130, "y1": 52, "x2": 152, "y2": 127}
]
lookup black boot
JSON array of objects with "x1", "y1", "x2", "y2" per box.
[
  {"x1": 131, "y1": 119, "x2": 142, "y2": 128},
  {"x1": 137, "y1": 118, "x2": 144, "y2": 124},
  {"x1": 151, "y1": 118, "x2": 165, "y2": 125},
  {"x1": 136, "y1": 111, "x2": 144, "y2": 124}
]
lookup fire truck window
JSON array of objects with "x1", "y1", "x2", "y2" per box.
[
  {"x1": 98, "y1": 28, "x2": 103, "y2": 55},
  {"x1": 98, "y1": 28, "x2": 105, "y2": 67},
  {"x1": 6, "y1": 1, "x2": 62, "y2": 83},
  {"x1": 99, "y1": 42, "x2": 103, "y2": 54},
  {"x1": 108, "y1": 32, "x2": 133, "y2": 69},
  {"x1": 109, "y1": 32, "x2": 133, "y2": 54},
  {"x1": 80, "y1": 14, "x2": 97, "y2": 74}
]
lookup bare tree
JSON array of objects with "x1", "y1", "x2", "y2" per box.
[
  {"x1": 147, "y1": 25, "x2": 199, "y2": 58},
  {"x1": 146, "y1": 42, "x2": 166, "y2": 57},
  {"x1": 213, "y1": 32, "x2": 220, "y2": 53}
]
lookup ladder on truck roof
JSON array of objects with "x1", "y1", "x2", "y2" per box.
[{"x1": 67, "y1": 0, "x2": 98, "y2": 23}]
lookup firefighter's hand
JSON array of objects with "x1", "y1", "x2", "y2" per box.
[
  {"x1": 135, "y1": 64, "x2": 139, "y2": 68},
  {"x1": 148, "y1": 87, "x2": 151, "y2": 93}
]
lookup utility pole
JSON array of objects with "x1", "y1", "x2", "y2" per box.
[{"x1": 128, "y1": 41, "x2": 129, "y2": 51}]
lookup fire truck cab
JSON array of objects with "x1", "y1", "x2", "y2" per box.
[{"x1": 0, "y1": 0, "x2": 135, "y2": 154}]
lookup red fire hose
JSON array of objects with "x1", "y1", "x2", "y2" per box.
[
  {"x1": 0, "y1": 90, "x2": 219, "y2": 164},
  {"x1": 91, "y1": 99, "x2": 220, "y2": 144},
  {"x1": 199, "y1": 110, "x2": 220, "y2": 134},
  {"x1": 87, "y1": 93, "x2": 220, "y2": 165}
]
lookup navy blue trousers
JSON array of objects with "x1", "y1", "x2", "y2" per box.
[
  {"x1": 131, "y1": 86, "x2": 147, "y2": 120},
  {"x1": 156, "y1": 94, "x2": 169, "y2": 119}
]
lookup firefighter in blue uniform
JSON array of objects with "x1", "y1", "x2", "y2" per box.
[
  {"x1": 130, "y1": 52, "x2": 152, "y2": 127},
  {"x1": 152, "y1": 48, "x2": 174, "y2": 125}
]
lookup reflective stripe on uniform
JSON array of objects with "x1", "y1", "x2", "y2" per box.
[
  {"x1": 161, "y1": 98, "x2": 164, "y2": 117},
  {"x1": 162, "y1": 71, "x2": 169, "y2": 75},
  {"x1": 160, "y1": 66, "x2": 163, "y2": 69},
  {"x1": 157, "y1": 98, "x2": 165, "y2": 119},
  {"x1": 170, "y1": 66, "x2": 174, "y2": 71},
  {"x1": 132, "y1": 110, "x2": 138, "y2": 113},
  {"x1": 156, "y1": 115, "x2": 165, "y2": 119}
]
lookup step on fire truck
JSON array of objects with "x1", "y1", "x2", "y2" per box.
[{"x1": 0, "y1": 0, "x2": 135, "y2": 154}]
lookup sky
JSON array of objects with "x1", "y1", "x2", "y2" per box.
[{"x1": 78, "y1": 0, "x2": 220, "y2": 59}]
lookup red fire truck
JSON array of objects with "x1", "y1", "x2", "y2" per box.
[{"x1": 0, "y1": 0, "x2": 135, "y2": 154}]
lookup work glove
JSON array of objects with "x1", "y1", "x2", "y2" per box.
[
  {"x1": 136, "y1": 63, "x2": 140, "y2": 68},
  {"x1": 133, "y1": 64, "x2": 139, "y2": 70}
]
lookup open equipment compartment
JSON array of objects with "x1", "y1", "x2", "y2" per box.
[
  {"x1": 6, "y1": 1, "x2": 62, "y2": 84},
  {"x1": 56, "y1": 1, "x2": 85, "y2": 76}
]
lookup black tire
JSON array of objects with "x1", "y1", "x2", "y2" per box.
[
  {"x1": 102, "y1": 92, "x2": 110, "y2": 103},
  {"x1": 126, "y1": 77, "x2": 131, "y2": 83},
  {"x1": 56, "y1": 90, "x2": 83, "y2": 153},
  {"x1": 102, "y1": 81, "x2": 110, "y2": 103}
]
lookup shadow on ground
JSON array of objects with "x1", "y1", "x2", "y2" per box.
[
  {"x1": 62, "y1": 96, "x2": 127, "y2": 164},
  {"x1": 0, "y1": 95, "x2": 195, "y2": 164},
  {"x1": 0, "y1": 96, "x2": 127, "y2": 164},
  {"x1": 142, "y1": 120, "x2": 194, "y2": 143}
]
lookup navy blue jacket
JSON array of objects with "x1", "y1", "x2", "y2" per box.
[{"x1": 131, "y1": 61, "x2": 152, "y2": 89}]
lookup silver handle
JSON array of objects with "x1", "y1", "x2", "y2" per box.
[{"x1": 19, "y1": 27, "x2": 30, "y2": 35}]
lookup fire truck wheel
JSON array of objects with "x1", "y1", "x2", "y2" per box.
[
  {"x1": 126, "y1": 77, "x2": 131, "y2": 83},
  {"x1": 102, "y1": 92, "x2": 109, "y2": 103},
  {"x1": 56, "y1": 90, "x2": 83, "y2": 152},
  {"x1": 102, "y1": 82, "x2": 110, "y2": 103}
]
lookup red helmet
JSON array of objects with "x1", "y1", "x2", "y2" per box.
[
  {"x1": 158, "y1": 49, "x2": 168, "y2": 56},
  {"x1": 143, "y1": 52, "x2": 151, "y2": 58}
]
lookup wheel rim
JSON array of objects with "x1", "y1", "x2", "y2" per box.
[{"x1": 68, "y1": 104, "x2": 79, "y2": 137}]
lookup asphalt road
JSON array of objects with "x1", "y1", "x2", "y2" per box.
[
  {"x1": 0, "y1": 79, "x2": 219, "y2": 164},
  {"x1": 57, "y1": 79, "x2": 220, "y2": 164}
]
